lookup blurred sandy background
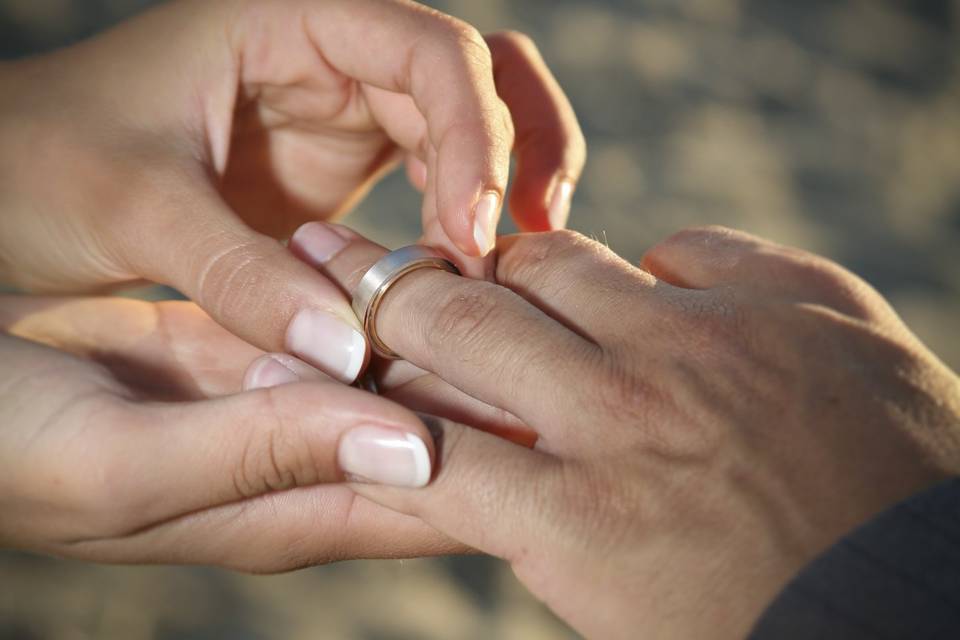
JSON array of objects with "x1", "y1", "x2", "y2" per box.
[{"x1": 2, "y1": 0, "x2": 959, "y2": 638}]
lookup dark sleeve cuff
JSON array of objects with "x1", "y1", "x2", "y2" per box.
[{"x1": 750, "y1": 478, "x2": 960, "y2": 639}]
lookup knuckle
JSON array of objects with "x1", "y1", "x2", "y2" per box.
[
  {"x1": 425, "y1": 281, "x2": 507, "y2": 355},
  {"x1": 591, "y1": 350, "x2": 661, "y2": 426},
  {"x1": 486, "y1": 30, "x2": 540, "y2": 65},
  {"x1": 773, "y1": 249, "x2": 886, "y2": 320},
  {"x1": 452, "y1": 23, "x2": 491, "y2": 61},
  {"x1": 655, "y1": 224, "x2": 739, "y2": 255},
  {"x1": 232, "y1": 389, "x2": 315, "y2": 498},
  {"x1": 429, "y1": 15, "x2": 491, "y2": 64},
  {"x1": 798, "y1": 256, "x2": 855, "y2": 294},
  {"x1": 500, "y1": 229, "x2": 598, "y2": 283},
  {"x1": 495, "y1": 29, "x2": 538, "y2": 54},
  {"x1": 499, "y1": 231, "x2": 629, "y2": 307},
  {"x1": 192, "y1": 233, "x2": 281, "y2": 321},
  {"x1": 805, "y1": 259, "x2": 882, "y2": 317}
]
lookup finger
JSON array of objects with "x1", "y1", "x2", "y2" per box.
[
  {"x1": 351, "y1": 415, "x2": 555, "y2": 565},
  {"x1": 494, "y1": 231, "x2": 664, "y2": 341},
  {"x1": 83, "y1": 382, "x2": 435, "y2": 532},
  {"x1": 486, "y1": 31, "x2": 586, "y2": 231},
  {"x1": 244, "y1": 338, "x2": 536, "y2": 446},
  {"x1": 290, "y1": 222, "x2": 599, "y2": 439},
  {"x1": 67, "y1": 486, "x2": 468, "y2": 569},
  {"x1": 362, "y1": 84, "x2": 495, "y2": 280},
  {"x1": 405, "y1": 155, "x2": 428, "y2": 193},
  {"x1": 383, "y1": 374, "x2": 536, "y2": 448},
  {"x1": 243, "y1": 346, "x2": 535, "y2": 445},
  {"x1": 641, "y1": 226, "x2": 883, "y2": 318},
  {"x1": 126, "y1": 174, "x2": 368, "y2": 384},
  {"x1": 274, "y1": 0, "x2": 514, "y2": 257},
  {"x1": 1, "y1": 296, "x2": 262, "y2": 398},
  {"x1": 243, "y1": 352, "x2": 329, "y2": 391}
]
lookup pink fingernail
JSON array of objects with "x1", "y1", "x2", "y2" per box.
[
  {"x1": 548, "y1": 180, "x2": 575, "y2": 229},
  {"x1": 244, "y1": 356, "x2": 300, "y2": 390},
  {"x1": 472, "y1": 192, "x2": 500, "y2": 257},
  {"x1": 338, "y1": 426, "x2": 432, "y2": 488},
  {"x1": 291, "y1": 222, "x2": 349, "y2": 266},
  {"x1": 286, "y1": 309, "x2": 366, "y2": 384}
]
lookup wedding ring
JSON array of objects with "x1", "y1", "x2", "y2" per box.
[{"x1": 352, "y1": 245, "x2": 460, "y2": 359}]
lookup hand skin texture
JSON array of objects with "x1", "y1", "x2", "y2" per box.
[
  {"x1": 0, "y1": 0, "x2": 585, "y2": 384},
  {"x1": 0, "y1": 291, "x2": 535, "y2": 567},
  {"x1": 262, "y1": 222, "x2": 960, "y2": 640}
]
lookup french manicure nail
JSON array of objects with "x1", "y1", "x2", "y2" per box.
[
  {"x1": 291, "y1": 221, "x2": 349, "y2": 266},
  {"x1": 338, "y1": 426, "x2": 431, "y2": 488},
  {"x1": 472, "y1": 191, "x2": 500, "y2": 256},
  {"x1": 286, "y1": 309, "x2": 366, "y2": 384},
  {"x1": 244, "y1": 356, "x2": 300, "y2": 390},
  {"x1": 548, "y1": 180, "x2": 575, "y2": 229}
]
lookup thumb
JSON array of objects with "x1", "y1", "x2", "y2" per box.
[
  {"x1": 105, "y1": 381, "x2": 436, "y2": 528},
  {"x1": 129, "y1": 180, "x2": 368, "y2": 383}
]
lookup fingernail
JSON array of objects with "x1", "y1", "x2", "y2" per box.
[
  {"x1": 472, "y1": 191, "x2": 500, "y2": 257},
  {"x1": 291, "y1": 221, "x2": 349, "y2": 266},
  {"x1": 244, "y1": 356, "x2": 300, "y2": 390},
  {"x1": 338, "y1": 426, "x2": 431, "y2": 488},
  {"x1": 548, "y1": 180, "x2": 575, "y2": 229},
  {"x1": 286, "y1": 309, "x2": 366, "y2": 384}
]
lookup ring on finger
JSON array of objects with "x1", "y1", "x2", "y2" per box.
[{"x1": 352, "y1": 245, "x2": 461, "y2": 359}]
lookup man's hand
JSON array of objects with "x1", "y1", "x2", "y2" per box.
[
  {"x1": 283, "y1": 222, "x2": 960, "y2": 640},
  {"x1": 0, "y1": 0, "x2": 585, "y2": 383}
]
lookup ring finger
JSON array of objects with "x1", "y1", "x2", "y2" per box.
[{"x1": 289, "y1": 221, "x2": 601, "y2": 444}]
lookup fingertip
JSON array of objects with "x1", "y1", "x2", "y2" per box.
[
  {"x1": 471, "y1": 191, "x2": 501, "y2": 257},
  {"x1": 405, "y1": 431, "x2": 434, "y2": 488},
  {"x1": 243, "y1": 353, "x2": 331, "y2": 391},
  {"x1": 244, "y1": 355, "x2": 299, "y2": 391},
  {"x1": 547, "y1": 179, "x2": 576, "y2": 229},
  {"x1": 405, "y1": 156, "x2": 428, "y2": 192},
  {"x1": 437, "y1": 189, "x2": 503, "y2": 259},
  {"x1": 434, "y1": 117, "x2": 511, "y2": 258},
  {"x1": 290, "y1": 221, "x2": 351, "y2": 268},
  {"x1": 509, "y1": 174, "x2": 577, "y2": 232},
  {"x1": 337, "y1": 424, "x2": 434, "y2": 489},
  {"x1": 285, "y1": 308, "x2": 369, "y2": 384}
]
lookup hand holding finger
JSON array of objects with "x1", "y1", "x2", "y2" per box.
[{"x1": 290, "y1": 222, "x2": 599, "y2": 448}]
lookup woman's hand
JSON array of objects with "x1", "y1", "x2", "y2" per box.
[
  {"x1": 0, "y1": 0, "x2": 584, "y2": 383},
  {"x1": 0, "y1": 295, "x2": 472, "y2": 569},
  {"x1": 285, "y1": 222, "x2": 960, "y2": 639}
]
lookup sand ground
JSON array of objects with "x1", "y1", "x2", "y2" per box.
[{"x1": 2, "y1": 1, "x2": 958, "y2": 638}]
